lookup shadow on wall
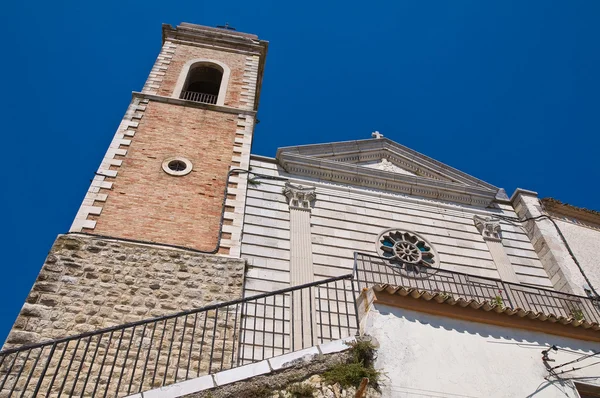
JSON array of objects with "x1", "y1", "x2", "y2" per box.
[
  {"x1": 377, "y1": 306, "x2": 599, "y2": 353},
  {"x1": 525, "y1": 378, "x2": 585, "y2": 398},
  {"x1": 373, "y1": 305, "x2": 600, "y2": 397}
]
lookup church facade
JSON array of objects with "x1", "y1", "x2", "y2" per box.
[{"x1": 0, "y1": 23, "x2": 598, "y2": 398}]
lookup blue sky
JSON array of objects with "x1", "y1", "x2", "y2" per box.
[{"x1": 1, "y1": 1, "x2": 599, "y2": 344}]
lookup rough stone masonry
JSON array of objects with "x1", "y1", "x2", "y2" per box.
[{"x1": 5, "y1": 234, "x2": 246, "y2": 348}]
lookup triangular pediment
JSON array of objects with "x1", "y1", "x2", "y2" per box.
[
  {"x1": 276, "y1": 138, "x2": 505, "y2": 207},
  {"x1": 359, "y1": 159, "x2": 417, "y2": 176}
]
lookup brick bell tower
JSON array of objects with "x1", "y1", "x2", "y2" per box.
[{"x1": 4, "y1": 23, "x2": 268, "y2": 347}]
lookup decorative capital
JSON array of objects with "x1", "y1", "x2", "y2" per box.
[
  {"x1": 473, "y1": 215, "x2": 502, "y2": 242},
  {"x1": 283, "y1": 183, "x2": 316, "y2": 210}
]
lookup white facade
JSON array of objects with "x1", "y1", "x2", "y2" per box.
[
  {"x1": 552, "y1": 219, "x2": 600, "y2": 293},
  {"x1": 364, "y1": 302, "x2": 599, "y2": 398},
  {"x1": 237, "y1": 137, "x2": 600, "y2": 397},
  {"x1": 242, "y1": 156, "x2": 551, "y2": 297}
]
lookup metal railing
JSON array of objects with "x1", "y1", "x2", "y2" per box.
[
  {"x1": 0, "y1": 275, "x2": 357, "y2": 398},
  {"x1": 354, "y1": 252, "x2": 600, "y2": 324},
  {"x1": 180, "y1": 91, "x2": 218, "y2": 104},
  {"x1": 4, "y1": 252, "x2": 596, "y2": 397}
]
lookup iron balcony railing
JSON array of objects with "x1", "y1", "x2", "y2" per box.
[
  {"x1": 354, "y1": 252, "x2": 600, "y2": 324},
  {"x1": 3, "y1": 253, "x2": 598, "y2": 397},
  {"x1": 180, "y1": 91, "x2": 218, "y2": 104},
  {"x1": 0, "y1": 275, "x2": 357, "y2": 398}
]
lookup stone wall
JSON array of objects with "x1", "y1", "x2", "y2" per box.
[{"x1": 5, "y1": 234, "x2": 246, "y2": 348}]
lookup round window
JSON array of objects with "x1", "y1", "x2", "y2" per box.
[
  {"x1": 376, "y1": 228, "x2": 439, "y2": 273},
  {"x1": 162, "y1": 157, "x2": 193, "y2": 176}
]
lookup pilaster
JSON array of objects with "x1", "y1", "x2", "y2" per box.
[
  {"x1": 473, "y1": 216, "x2": 519, "y2": 283},
  {"x1": 511, "y1": 189, "x2": 582, "y2": 294},
  {"x1": 282, "y1": 183, "x2": 318, "y2": 349}
]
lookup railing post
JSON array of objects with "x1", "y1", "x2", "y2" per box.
[
  {"x1": 501, "y1": 281, "x2": 514, "y2": 309},
  {"x1": 31, "y1": 343, "x2": 56, "y2": 397}
]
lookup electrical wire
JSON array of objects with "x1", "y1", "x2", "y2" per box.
[
  {"x1": 550, "y1": 351, "x2": 600, "y2": 372},
  {"x1": 494, "y1": 213, "x2": 599, "y2": 298},
  {"x1": 551, "y1": 360, "x2": 600, "y2": 377}
]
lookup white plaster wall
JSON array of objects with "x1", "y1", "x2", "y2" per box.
[
  {"x1": 241, "y1": 158, "x2": 552, "y2": 298},
  {"x1": 554, "y1": 219, "x2": 600, "y2": 294},
  {"x1": 365, "y1": 304, "x2": 600, "y2": 398}
]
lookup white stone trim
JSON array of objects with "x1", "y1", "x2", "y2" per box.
[
  {"x1": 375, "y1": 228, "x2": 440, "y2": 269},
  {"x1": 171, "y1": 58, "x2": 231, "y2": 106},
  {"x1": 221, "y1": 114, "x2": 255, "y2": 257},
  {"x1": 69, "y1": 97, "x2": 148, "y2": 233},
  {"x1": 472, "y1": 215, "x2": 519, "y2": 283},
  {"x1": 142, "y1": 41, "x2": 177, "y2": 95},
  {"x1": 283, "y1": 183, "x2": 318, "y2": 349},
  {"x1": 125, "y1": 336, "x2": 355, "y2": 398},
  {"x1": 277, "y1": 139, "x2": 501, "y2": 207},
  {"x1": 132, "y1": 91, "x2": 256, "y2": 116},
  {"x1": 240, "y1": 55, "x2": 260, "y2": 111},
  {"x1": 511, "y1": 190, "x2": 582, "y2": 293},
  {"x1": 161, "y1": 156, "x2": 193, "y2": 176}
]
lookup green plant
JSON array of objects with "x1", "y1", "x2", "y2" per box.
[
  {"x1": 347, "y1": 339, "x2": 377, "y2": 367},
  {"x1": 438, "y1": 292, "x2": 453, "y2": 300},
  {"x1": 286, "y1": 383, "x2": 317, "y2": 397},
  {"x1": 322, "y1": 338, "x2": 380, "y2": 388},
  {"x1": 570, "y1": 308, "x2": 585, "y2": 321},
  {"x1": 323, "y1": 362, "x2": 380, "y2": 388},
  {"x1": 491, "y1": 295, "x2": 504, "y2": 307}
]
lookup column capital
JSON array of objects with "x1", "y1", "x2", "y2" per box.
[
  {"x1": 473, "y1": 215, "x2": 502, "y2": 242},
  {"x1": 282, "y1": 183, "x2": 316, "y2": 210}
]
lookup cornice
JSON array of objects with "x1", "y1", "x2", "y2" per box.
[
  {"x1": 162, "y1": 23, "x2": 267, "y2": 54},
  {"x1": 277, "y1": 138, "x2": 499, "y2": 192},
  {"x1": 277, "y1": 139, "x2": 501, "y2": 207},
  {"x1": 542, "y1": 198, "x2": 600, "y2": 227},
  {"x1": 370, "y1": 287, "x2": 600, "y2": 343},
  {"x1": 132, "y1": 92, "x2": 257, "y2": 116},
  {"x1": 509, "y1": 188, "x2": 539, "y2": 203}
]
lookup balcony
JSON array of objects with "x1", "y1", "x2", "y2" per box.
[
  {"x1": 180, "y1": 91, "x2": 217, "y2": 105},
  {"x1": 354, "y1": 252, "x2": 600, "y2": 326}
]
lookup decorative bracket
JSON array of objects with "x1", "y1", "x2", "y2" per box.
[
  {"x1": 282, "y1": 183, "x2": 316, "y2": 210},
  {"x1": 474, "y1": 215, "x2": 502, "y2": 242}
]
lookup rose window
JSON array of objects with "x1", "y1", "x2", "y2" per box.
[{"x1": 377, "y1": 230, "x2": 438, "y2": 268}]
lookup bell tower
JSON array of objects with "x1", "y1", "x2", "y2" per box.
[
  {"x1": 4, "y1": 23, "x2": 268, "y2": 348},
  {"x1": 71, "y1": 23, "x2": 268, "y2": 256}
]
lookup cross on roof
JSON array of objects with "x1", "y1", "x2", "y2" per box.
[
  {"x1": 371, "y1": 131, "x2": 384, "y2": 139},
  {"x1": 216, "y1": 22, "x2": 236, "y2": 31}
]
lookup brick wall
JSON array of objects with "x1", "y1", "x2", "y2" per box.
[
  {"x1": 5, "y1": 234, "x2": 245, "y2": 348},
  {"x1": 156, "y1": 45, "x2": 248, "y2": 108},
  {"x1": 70, "y1": 31, "x2": 263, "y2": 252},
  {"x1": 86, "y1": 101, "x2": 240, "y2": 251}
]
